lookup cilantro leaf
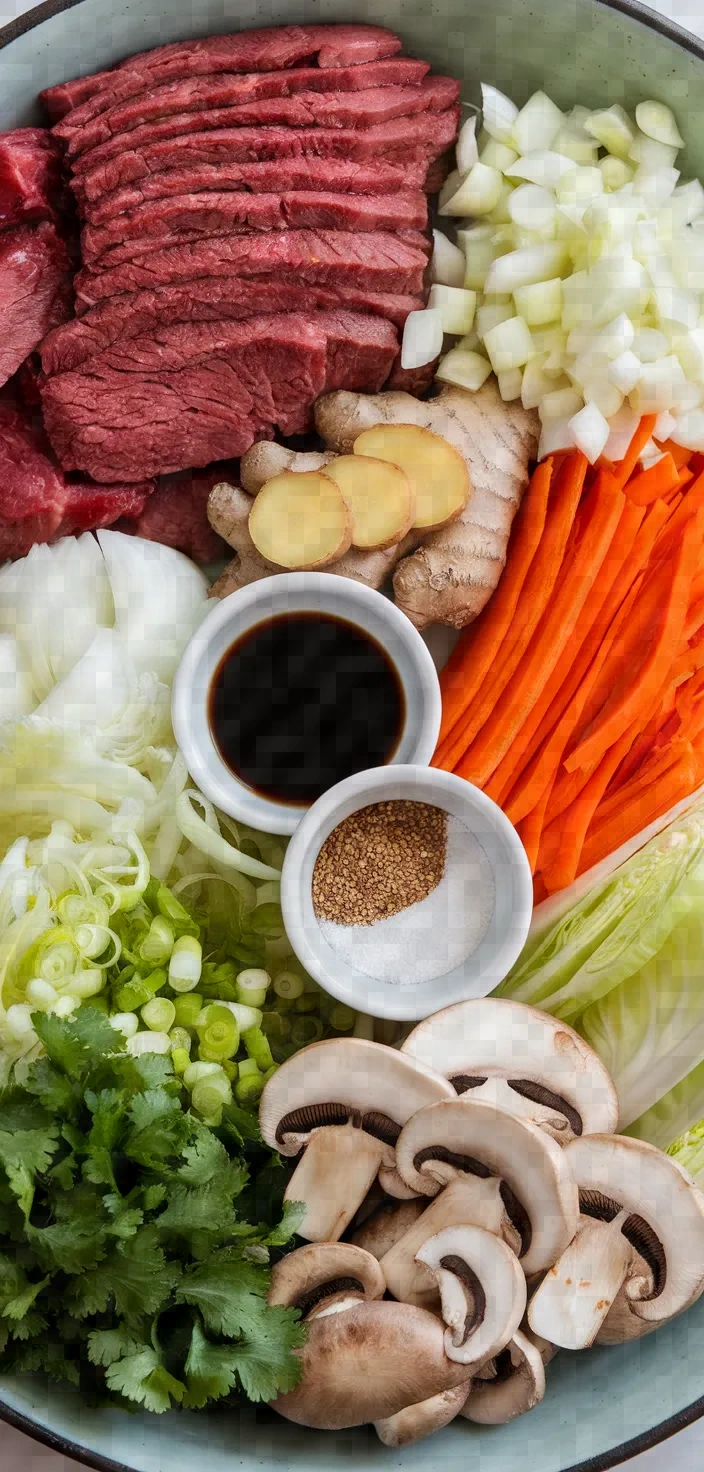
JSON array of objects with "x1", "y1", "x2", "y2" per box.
[
  {"x1": 125, "y1": 1090, "x2": 189, "y2": 1171},
  {"x1": 25, "y1": 1220, "x2": 106, "y2": 1274},
  {"x1": 176, "y1": 1129, "x2": 231, "y2": 1186},
  {"x1": 154, "y1": 1181, "x2": 245, "y2": 1252},
  {"x1": 105, "y1": 1347, "x2": 185, "y2": 1413},
  {"x1": 177, "y1": 1257, "x2": 270, "y2": 1338},
  {"x1": 21, "y1": 1059, "x2": 76, "y2": 1117},
  {"x1": 183, "y1": 1319, "x2": 239, "y2": 1409},
  {"x1": 32, "y1": 1009, "x2": 121, "y2": 1080},
  {"x1": 0, "y1": 1125, "x2": 60, "y2": 1217},
  {"x1": 228, "y1": 1306, "x2": 305, "y2": 1402},
  {"x1": 263, "y1": 1201, "x2": 306, "y2": 1247},
  {"x1": 87, "y1": 1326, "x2": 139, "y2": 1368},
  {"x1": 67, "y1": 1229, "x2": 180, "y2": 1320},
  {"x1": 102, "y1": 1194, "x2": 143, "y2": 1240}
]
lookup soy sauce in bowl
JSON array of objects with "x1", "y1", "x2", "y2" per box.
[{"x1": 208, "y1": 611, "x2": 405, "y2": 807}]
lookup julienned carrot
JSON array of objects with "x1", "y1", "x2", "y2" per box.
[
  {"x1": 623, "y1": 452, "x2": 679, "y2": 506},
  {"x1": 653, "y1": 470, "x2": 704, "y2": 563},
  {"x1": 434, "y1": 457, "x2": 553, "y2": 754},
  {"x1": 456, "y1": 469, "x2": 624, "y2": 788},
  {"x1": 440, "y1": 453, "x2": 586, "y2": 770},
  {"x1": 575, "y1": 746, "x2": 698, "y2": 876},
  {"x1": 595, "y1": 736, "x2": 692, "y2": 829},
  {"x1": 516, "y1": 784, "x2": 551, "y2": 874},
  {"x1": 659, "y1": 439, "x2": 693, "y2": 470},
  {"x1": 540, "y1": 722, "x2": 644, "y2": 892},
  {"x1": 611, "y1": 415, "x2": 657, "y2": 488},
  {"x1": 485, "y1": 497, "x2": 646, "y2": 806},
  {"x1": 564, "y1": 509, "x2": 704, "y2": 773}
]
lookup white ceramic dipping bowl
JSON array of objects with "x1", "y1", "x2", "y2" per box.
[
  {"x1": 281, "y1": 764, "x2": 534, "y2": 1021},
  {"x1": 172, "y1": 573, "x2": 441, "y2": 835}
]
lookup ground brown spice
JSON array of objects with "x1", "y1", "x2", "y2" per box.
[{"x1": 312, "y1": 799, "x2": 448, "y2": 926}]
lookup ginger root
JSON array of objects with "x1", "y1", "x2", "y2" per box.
[
  {"x1": 324, "y1": 455, "x2": 415, "y2": 550},
  {"x1": 248, "y1": 469, "x2": 352, "y2": 569},
  {"x1": 315, "y1": 381, "x2": 539, "y2": 630},
  {"x1": 352, "y1": 424, "x2": 469, "y2": 532},
  {"x1": 240, "y1": 442, "x2": 335, "y2": 495}
]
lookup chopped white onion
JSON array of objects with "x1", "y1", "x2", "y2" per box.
[
  {"x1": 538, "y1": 415, "x2": 575, "y2": 459},
  {"x1": 632, "y1": 164, "x2": 680, "y2": 208},
  {"x1": 476, "y1": 300, "x2": 514, "y2": 338},
  {"x1": 428, "y1": 284, "x2": 477, "y2": 335},
  {"x1": 556, "y1": 166, "x2": 604, "y2": 207},
  {"x1": 632, "y1": 327, "x2": 669, "y2": 362},
  {"x1": 551, "y1": 126, "x2": 598, "y2": 166},
  {"x1": 585, "y1": 105, "x2": 635, "y2": 160},
  {"x1": 508, "y1": 183, "x2": 556, "y2": 232},
  {"x1": 456, "y1": 113, "x2": 479, "y2": 176},
  {"x1": 481, "y1": 83, "x2": 519, "y2": 142},
  {"x1": 608, "y1": 350, "x2": 642, "y2": 395},
  {"x1": 653, "y1": 282, "x2": 699, "y2": 331},
  {"x1": 521, "y1": 355, "x2": 567, "y2": 410},
  {"x1": 603, "y1": 404, "x2": 641, "y2": 462},
  {"x1": 431, "y1": 229, "x2": 466, "y2": 288},
  {"x1": 600, "y1": 156, "x2": 635, "y2": 192},
  {"x1": 569, "y1": 401, "x2": 611, "y2": 463},
  {"x1": 400, "y1": 308, "x2": 444, "y2": 370},
  {"x1": 506, "y1": 150, "x2": 575, "y2": 188},
  {"x1": 461, "y1": 231, "x2": 502, "y2": 291},
  {"x1": 439, "y1": 160, "x2": 502, "y2": 216},
  {"x1": 514, "y1": 90, "x2": 563, "y2": 154},
  {"x1": 639, "y1": 438, "x2": 666, "y2": 469},
  {"x1": 589, "y1": 251, "x2": 650, "y2": 327},
  {"x1": 435, "y1": 347, "x2": 493, "y2": 391},
  {"x1": 581, "y1": 378, "x2": 625, "y2": 419},
  {"x1": 635, "y1": 100, "x2": 684, "y2": 151},
  {"x1": 540, "y1": 386, "x2": 584, "y2": 422},
  {"x1": 653, "y1": 409, "x2": 678, "y2": 442},
  {"x1": 671, "y1": 179, "x2": 704, "y2": 226},
  {"x1": 480, "y1": 139, "x2": 519, "y2": 172},
  {"x1": 632, "y1": 355, "x2": 687, "y2": 413},
  {"x1": 630, "y1": 135, "x2": 679, "y2": 171},
  {"x1": 482, "y1": 315, "x2": 536, "y2": 372},
  {"x1": 675, "y1": 328, "x2": 704, "y2": 381},
  {"x1": 671, "y1": 409, "x2": 704, "y2": 449},
  {"x1": 498, "y1": 367, "x2": 523, "y2": 400},
  {"x1": 513, "y1": 277, "x2": 563, "y2": 327},
  {"x1": 484, "y1": 241, "x2": 568, "y2": 295},
  {"x1": 438, "y1": 169, "x2": 462, "y2": 211}
]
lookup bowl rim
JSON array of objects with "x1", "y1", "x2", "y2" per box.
[{"x1": 1, "y1": 0, "x2": 704, "y2": 1466}]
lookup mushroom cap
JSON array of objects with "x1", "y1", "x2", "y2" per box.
[
  {"x1": 268, "y1": 1242, "x2": 386, "y2": 1314},
  {"x1": 461, "y1": 1329, "x2": 546, "y2": 1425},
  {"x1": 402, "y1": 998, "x2": 618, "y2": 1139},
  {"x1": 566, "y1": 1133, "x2": 704, "y2": 1323},
  {"x1": 350, "y1": 1199, "x2": 428, "y2": 1260},
  {"x1": 394, "y1": 1097, "x2": 580, "y2": 1277},
  {"x1": 416, "y1": 1224, "x2": 527, "y2": 1366},
  {"x1": 270, "y1": 1299, "x2": 471, "y2": 1430},
  {"x1": 259, "y1": 1037, "x2": 454, "y2": 1156},
  {"x1": 374, "y1": 1382, "x2": 470, "y2": 1446}
]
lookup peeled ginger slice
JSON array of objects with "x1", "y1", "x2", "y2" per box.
[
  {"x1": 248, "y1": 471, "x2": 352, "y2": 569},
  {"x1": 324, "y1": 455, "x2": 415, "y2": 550},
  {"x1": 352, "y1": 424, "x2": 470, "y2": 532}
]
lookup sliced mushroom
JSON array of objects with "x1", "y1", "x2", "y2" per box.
[
  {"x1": 528, "y1": 1134, "x2": 704, "y2": 1349},
  {"x1": 460, "y1": 1328, "x2": 546, "y2": 1424},
  {"x1": 259, "y1": 1037, "x2": 454, "y2": 1241},
  {"x1": 380, "y1": 1097, "x2": 579, "y2": 1305},
  {"x1": 270, "y1": 1299, "x2": 471, "y2": 1430},
  {"x1": 374, "y1": 1382, "x2": 470, "y2": 1447},
  {"x1": 415, "y1": 1224, "x2": 527, "y2": 1366},
  {"x1": 349, "y1": 1199, "x2": 427, "y2": 1260},
  {"x1": 402, "y1": 998, "x2": 618, "y2": 1144},
  {"x1": 268, "y1": 1241, "x2": 385, "y2": 1321}
]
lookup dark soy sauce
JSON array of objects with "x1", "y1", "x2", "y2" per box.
[{"x1": 208, "y1": 612, "x2": 406, "y2": 806}]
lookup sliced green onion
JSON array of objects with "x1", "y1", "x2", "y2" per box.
[
  {"x1": 175, "y1": 790, "x2": 281, "y2": 882},
  {"x1": 196, "y1": 1003, "x2": 239, "y2": 1061},
  {"x1": 261, "y1": 1012, "x2": 290, "y2": 1044},
  {"x1": 262, "y1": 1065, "x2": 279, "y2": 1084},
  {"x1": 75, "y1": 924, "x2": 121, "y2": 965},
  {"x1": 139, "y1": 916, "x2": 174, "y2": 967},
  {"x1": 235, "y1": 1068, "x2": 265, "y2": 1106},
  {"x1": 291, "y1": 1016, "x2": 324, "y2": 1047},
  {"x1": 141, "y1": 968, "x2": 167, "y2": 996},
  {"x1": 295, "y1": 994, "x2": 319, "y2": 1015},
  {"x1": 66, "y1": 968, "x2": 105, "y2": 999},
  {"x1": 184, "y1": 1060, "x2": 224, "y2": 1088},
  {"x1": 192, "y1": 1074, "x2": 232, "y2": 1117},
  {"x1": 53, "y1": 995, "x2": 79, "y2": 1018},
  {"x1": 142, "y1": 997, "x2": 176, "y2": 1033},
  {"x1": 171, "y1": 1046, "x2": 190, "y2": 1074},
  {"x1": 215, "y1": 1001, "x2": 262, "y2": 1033},
  {"x1": 221, "y1": 1059, "x2": 239, "y2": 1083},
  {"x1": 26, "y1": 978, "x2": 58, "y2": 1009},
  {"x1": 57, "y1": 894, "x2": 110, "y2": 928},
  {"x1": 5, "y1": 1003, "x2": 35, "y2": 1039},
  {"x1": 235, "y1": 968, "x2": 270, "y2": 1008},
  {"x1": 127, "y1": 1030, "x2": 172, "y2": 1056},
  {"x1": 273, "y1": 971, "x2": 304, "y2": 1001},
  {"x1": 39, "y1": 940, "x2": 78, "y2": 987},
  {"x1": 243, "y1": 1026, "x2": 274, "y2": 1072},
  {"x1": 169, "y1": 1026, "x2": 192, "y2": 1053},
  {"x1": 329, "y1": 1004, "x2": 357, "y2": 1032},
  {"x1": 172, "y1": 993, "x2": 204, "y2": 1029},
  {"x1": 168, "y1": 935, "x2": 202, "y2": 992},
  {"x1": 116, "y1": 977, "x2": 153, "y2": 1012},
  {"x1": 110, "y1": 1012, "x2": 139, "y2": 1039}
]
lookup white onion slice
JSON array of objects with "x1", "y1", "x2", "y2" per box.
[
  {"x1": 480, "y1": 139, "x2": 519, "y2": 172},
  {"x1": 431, "y1": 229, "x2": 466, "y2": 288},
  {"x1": 581, "y1": 378, "x2": 625, "y2": 419},
  {"x1": 556, "y1": 166, "x2": 603, "y2": 206},
  {"x1": 671, "y1": 179, "x2": 704, "y2": 226},
  {"x1": 585, "y1": 105, "x2": 635, "y2": 160},
  {"x1": 608, "y1": 350, "x2": 642, "y2": 395},
  {"x1": 540, "y1": 386, "x2": 583, "y2": 422},
  {"x1": 481, "y1": 83, "x2": 518, "y2": 142},
  {"x1": 428, "y1": 284, "x2": 477, "y2": 335},
  {"x1": 400, "y1": 308, "x2": 443, "y2": 370},
  {"x1": 635, "y1": 100, "x2": 684, "y2": 150},
  {"x1": 600, "y1": 156, "x2": 634, "y2": 192},
  {"x1": 632, "y1": 327, "x2": 669, "y2": 362},
  {"x1": 476, "y1": 300, "x2": 514, "y2": 338},
  {"x1": 521, "y1": 355, "x2": 566, "y2": 410},
  {"x1": 514, "y1": 90, "x2": 563, "y2": 153},
  {"x1": 538, "y1": 415, "x2": 575, "y2": 459},
  {"x1": 506, "y1": 150, "x2": 574, "y2": 188},
  {"x1": 438, "y1": 169, "x2": 462, "y2": 211},
  {"x1": 484, "y1": 241, "x2": 568, "y2": 294},
  {"x1": 671, "y1": 410, "x2": 704, "y2": 449},
  {"x1": 674, "y1": 329, "x2": 704, "y2": 382},
  {"x1": 633, "y1": 355, "x2": 688, "y2": 413},
  {"x1": 570, "y1": 402, "x2": 611, "y2": 463},
  {"x1": 630, "y1": 135, "x2": 679, "y2": 171},
  {"x1": 497, "y1": 367, "x2": 523, "y2": 401},
  {"x1": 551, "y1": 126, "x2": 598, "y2": 166},
  {"x1": 654, "y1": 409, "x2": 678, "y2": 442},
  {"x1": 602, "y1": 405, "x2": 640, "y2": 462},
  {"x1": 514, "y1": 277, "x2": 563, "y2": 327},
  {"x1": 639, "y1": 438, "x2": 665, "y2": 469},
  {"x1": 482, "y1": 315, "x2": 536, "y2": 373},
  {"x1": 508, "y1": 183, "x2": 556, "y2": 232},
  {"x1": 436, "y1": 348, "x2": 492, "y2": 391},
  {"x1": 456, "y1": 113, "x2": 479, "y2": 176},
  {"x1": 439, "y1": 160, "x2": 502, "y2": 216},
  {"x1": 632, "y1": 164, "x2": 680, "y2": 208}
]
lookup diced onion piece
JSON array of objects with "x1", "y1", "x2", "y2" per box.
[
  {"x1": 673, "y1": 379, "x2": 703, "y2": 414},
  {"x1": 507, "y1": 151, "x2": 575, "y2": 190},
  {"x1": 482, "y1": 315, "x2": 536, "y2": 372},
  {"x1": 431, "y1": 230, "x2": 466, "y2": 288},
  {"x1": 639, "y1": 438, "x2": 665, "y2": 469},
  {"x1": 551, "y1": 126, "x2": 598, "y2": 166},
  {"x1": 561, "y1": 269, "x2": 592, "y2": 331},
  {"x1": 456, "y1": 113, "x2": 479, "y2": 176},
  {"x1": 400, "y1": 308, "x2": 444, "y2": 370},
  {"x1": 476, "y1": 300, "x2": 514, "y2": 338},
  {"x1": 513, "y1": 277, "x2": 564, "y2": 327},
  {"x1": 581, "y1": 377, "x2": 625, "y2": 418},
  {"x1": 671, "y1": 410, "x2": 704, "y2": 449},
  {"x1": 508, "y1": 183, "x2": 556, "y2": 232},
  {"x1": 629, "y1": 135, "x2": 679, "y2": 172},
  {"x1": 497, "y1": 367, "x2": 523, "y2": 400},
  {"x1": 632, "y1": 355, "x2": 687, "y2": 413},
  {"x1": 480, "y1": 139, "x2": 519, "y2": 172},
  {"x1": 595, "y1": 313, "x2": 636, "y2": 359},
  {"x1": 514, "y1": 90, "x2": 563, "y2": 153},
  {"x1": 671, "y1": 179, "x2": 704, "y2": 226},
  {"x1": 600, "y1": 156, "x2": 635, "y2": 192},
  {"x1": 569, "y1": 401, "x2": 610, "y2": 463},
  {"x1": 489, "y1": 179, "x2": 515, "y2": 225},
  {"x1": 485, "y1": 241, "x2": 568, "y2": 295},
  {"x1": 675, "y1": 328, "x2": 704, "y2": 381},
  {"x1": 538, "y1": 415, "x2": 575, "y2": 460},
  {"x1": 438, "y1": 169, "x2": 462, "y2": 211},
  {"x1": 428, "y1": 284, "x2": 477, "y2": 335},
  {"x1": 556, "y1": 166, "x2": 604, "y2": 206},
  {"x1": 635, "y1": 100, "x2": 684, "y2": 150},
  {"x1": 481, "y1": 82, "x2": 519, "y2": 142},
  {"x1": 603, "y1": 404, "x2": 640, "y2": 462},
  {"x1": 440, "y1": 161, "x2": 502, "y2": 216},
  {"x1": 540, "y1": 386, "x2": 584, "y2": 422},
  {"x1": 653, "y1": 409, "x2": 678, "y2": 442},
  {"x1": 633, "y1": 164, "x2": 680, "y2": 208},
  {"x1": 462, "y1": 232, "x2": 501, "y2": 291},
  {"x1": 589, "y1": 251, "x2": 650, "y2": 327},
  {"x1": 585, "y1": 105, "x2": 635, "y2": 160},
  {"x1": 632, "y1": 327, "x2": 669, "y2": 362},
  {"x1": 653, "y1": 282, "x2": 699, "y2": 332},
  {"x1": 608, "y1": 349, "x2": 642, "y2": 395},
  {"x1": 521, "y1": 354, "x2": 564, "y2": 410},
  {"x1": 436, "y1": 347, "x2": 493, "y2": 391}
]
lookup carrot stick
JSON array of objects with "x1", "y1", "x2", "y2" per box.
[
  {"x1": 434, "y1": 458, "x2": 553, "y2": 755},
  {"x1": 440, "y1": 452, "x2": 586, "y2": 770},
  {"x1": 564, "y1": 510, "x2": 704, "y2": 773},
  {"x1": 486, "y1": 497, "x2": 645, "y2": 805},
  {"x1": 455, "y1": 469, "x2": 624, "y2": 787},
  {"x1": 653, "y1": 469, "x2": 704, "y2": 563},
  {"x1": 596, "y1": 736, "x2": 692, "y2": 828},
  {"x1": 541, "y1": 722, "x2": 640, "y2": 892},
  {"x1": 658, "y1": 439, "x2": 693, "y2": 470},
  {"x1": 622, "y1": 452, "x2": 679, "y2": 505},
  {"x1": 576, "y1": 747, "x2": 698, "y2": 875},
  {"x1": 611, "y1": 415, "x2": 657, "y2": 488},
  {"x1": 516, "y1": 783, "x2": 552, "y2": 875}
]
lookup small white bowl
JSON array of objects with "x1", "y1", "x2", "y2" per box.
[
  {"x1": 172, "y1": 573, "x2": 441, "y2": 835},
  {"x1": 280, "y1": 764, "x2": 533, "y2": 1021}
]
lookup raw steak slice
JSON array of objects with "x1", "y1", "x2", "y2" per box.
[
  {"x1": 42, "y1": 25, "x2": 404, "y2": 120},
  {"x1": 321, "y1": 310, "x2": 398, "y2": 392},
  {"x1": 60, "y1": 75, "x2": 459, "y2": 157},
  {"x1": 41, "y1": 313, "x2": 332, "y2": 480},
  {"x1": 42, "y1": 279, "x2": 423, "y2": 373},
  {"x1": 73, "y1": 230, "x2": 429, "y2": 308},
  {"x1": 70, "y1": 106, "x2": 461, "y2": 179},
  {"x1": 0, "y1": 128, "x2": 64, "y2": 229},
  {"x1": 81, "y1": 156, "x2": 430, "y2": 221},
  {"x1": 0, "y1": 222, "x2": 72, "y2": 388},
  {"x1": 80, "y1": 188, "x2": 429, "y2": 266},
  {"x1": 118, "y1": 467, "x2": 230, "y2": 562}
]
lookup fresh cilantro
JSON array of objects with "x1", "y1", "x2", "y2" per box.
[{"x1": 105, "y1": 1347, "x2": 186, "y2": 1413}]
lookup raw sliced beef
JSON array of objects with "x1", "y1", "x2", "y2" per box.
[
  {"x1": 60, "y1": 75, "x2": 459, "y2": 157},
  {"x1": 118, "y1": 466, "x2": 230, "y2": 562},
  {"x1": 42, "y1": 25, "x2": 405, "y2": 120},
  {"x1": 41, "y1": 310, "x2": 400, "y2": 481},
  {"x1": 81, "y1": 189, "x2": 428, "y2": 266},
  {"x1": 81, "y1": 156, "x2": 431, "y2": 222},
  {"x1": 70, "y1": 106, "x2": 461, "y2": 179},
  {"x1": 43, "y1": 280, "x2": 423, "y2": 373},
  {"x1": 0, "y1": 128, "x2": 64, "y2": 229},
  {"x1": 74, "y1": 230, "x2": 429, "y2": 309},
  {"x1": 0, "y1": 222, "x2": 72, "y2": 387},
  {"x1": 0, "y1": 402, "x2": 152, "y2": 561}
]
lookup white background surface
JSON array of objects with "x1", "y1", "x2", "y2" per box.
[{"x1": 1, "y1": 0, "x2": 704, "y2": 1467}]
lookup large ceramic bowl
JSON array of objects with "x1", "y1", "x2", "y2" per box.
[{"x1": 3, "y1": 1, "x2": 704, "y2": 1469}]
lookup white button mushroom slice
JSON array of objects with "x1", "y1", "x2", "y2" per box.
[
  {"x1": 268, "y1": 1241, "x2": 385, "y2": 1323},
  {"x1": 374, "y1": 1382, "x2": 470, "y2": 1447},
  {"x1": 401, "y1": 996, "x2": 619, "y2": 1143},
  {"x1": 528, "y1": 1134, "x2": 704, "y2": 1349},
  {"x1": 460, "y1": 1327, "x2": 547, "y2": 1424},
  {"x1": 270, "y1": 1300, "x2": 472, "y2": 1430},
  {"x1": 528, "y1": 1210, "x2": 632, "y2": 1349},
  {"x1": 258, "y1": 1037, "x2": 454, "y2": 1242},
  {"x1": 415, "y1": 1224, "x2": 527, "y2": 1367},
  {"x1": 349, "y1": 1199, "x2": 428, "y2": 1260},
  {"x1": 380, "y1": 1175, "x2": 521, "y2": 1308}
]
